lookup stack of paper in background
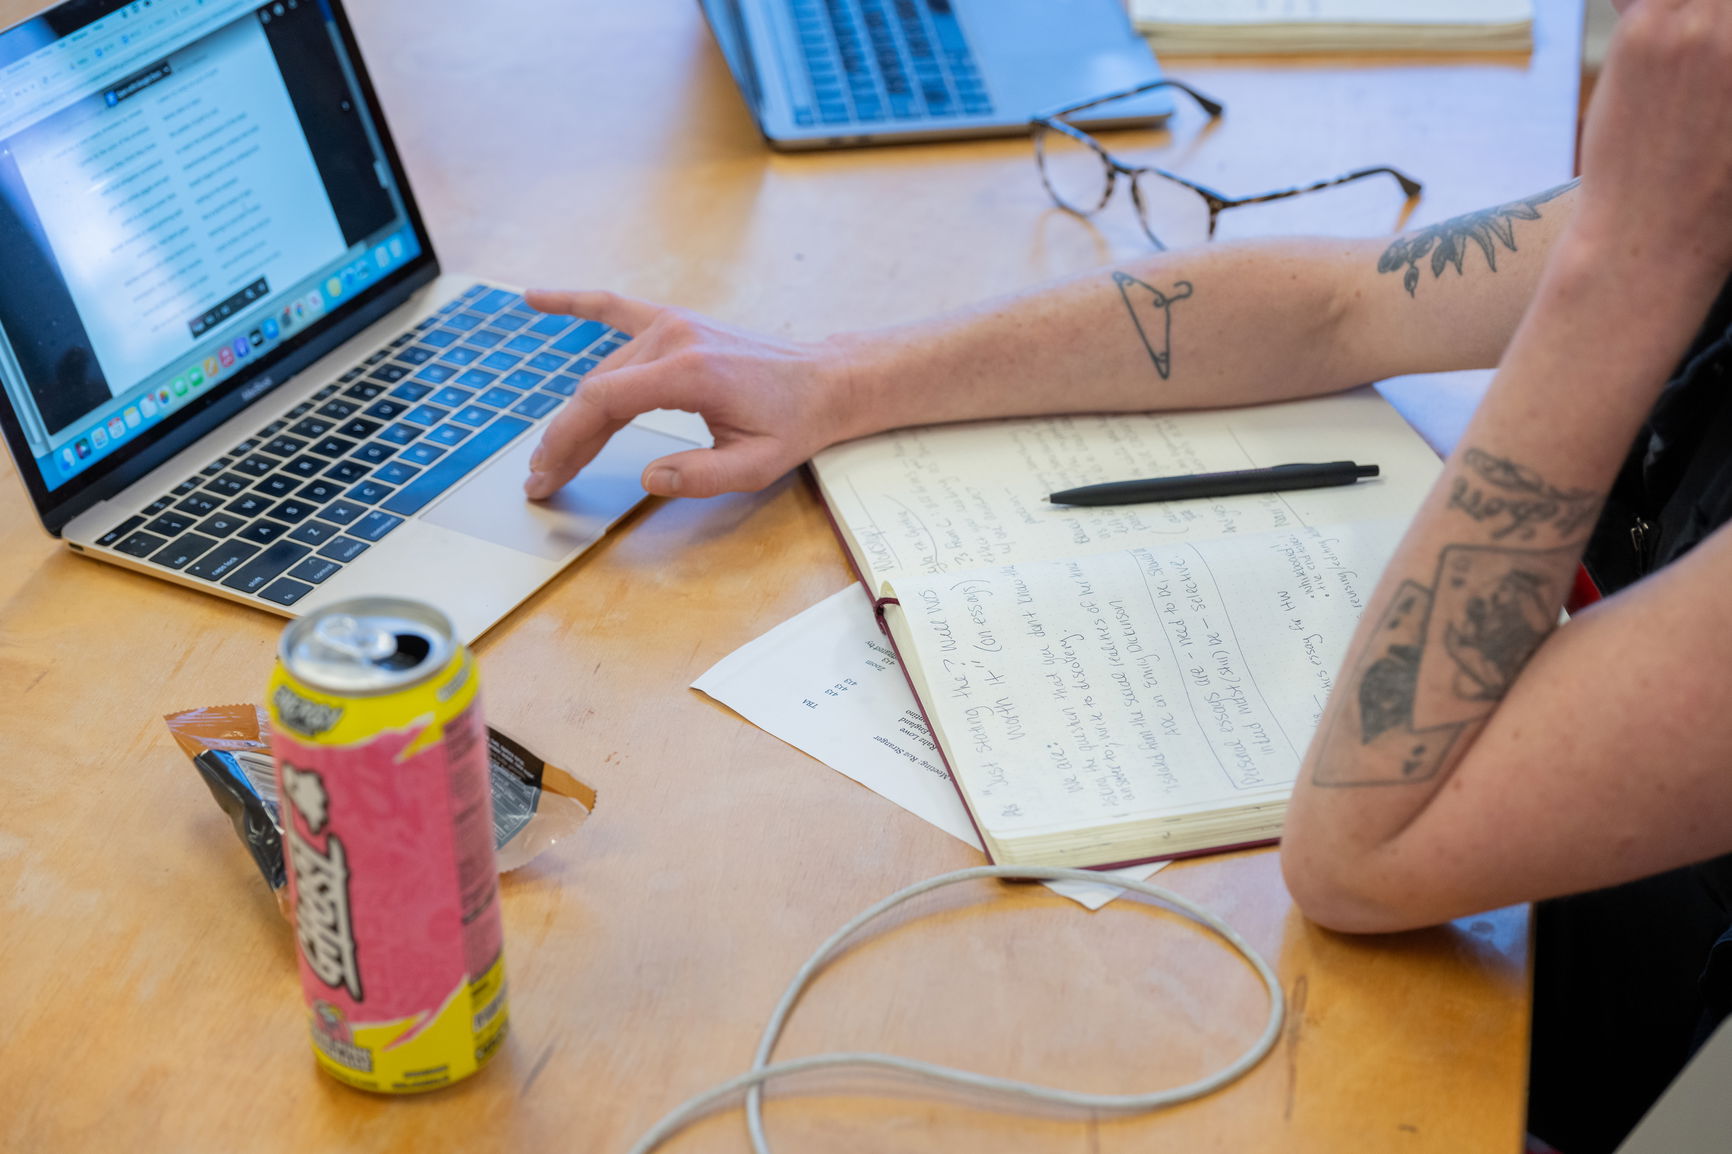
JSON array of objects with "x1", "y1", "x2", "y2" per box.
[{"x1": 1129, "y1": 0, "x2": 1534, "y2": 55}]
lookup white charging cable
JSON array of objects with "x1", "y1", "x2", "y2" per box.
[{"x1": 625, "y1": 865, "x2": 1286, "y2": 1154}]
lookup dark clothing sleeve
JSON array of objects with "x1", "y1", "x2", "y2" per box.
[{"x1": 1531, "y1": 275, "x2": 1732, "y2": 1153}]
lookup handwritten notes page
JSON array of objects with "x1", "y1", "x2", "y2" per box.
[
  {"x1": 881, "y1": 520, "x2": 1405, "y2": 868},
  {"x1": 691, "y1": 587, "x2": 1162, "y2": 910},
  {"x1": 811, "y1": 388, "x2": 1441, "y2": 594}
]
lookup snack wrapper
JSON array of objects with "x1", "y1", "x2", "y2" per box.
[{"x1": 166, "y1": 704, "x2": 594, "y2": 917}]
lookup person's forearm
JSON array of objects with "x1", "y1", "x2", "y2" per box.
[
  {"x1": 825, "y1": 240, "x2": 1366, "y2": 437},
  {"x1": 1281, "y1": 216, "x2": 1731, "y2": 933},
  {"x1": 823, "y1": 187, "x2": 1577, "y2": 443}
]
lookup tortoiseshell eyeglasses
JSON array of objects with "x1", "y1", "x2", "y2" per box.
[{"x1": 1032, "y1": 79, "x2": 1424, "y2": 252}]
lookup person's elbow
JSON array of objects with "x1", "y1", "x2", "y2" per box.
[{"x1": 1280, "y1": 838, "x2": 1450, "y2": 936}]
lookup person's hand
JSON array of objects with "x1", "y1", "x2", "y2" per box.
[
  {"x1": 1575, "y1": 0, "x2": 1732, "y2": 280},
  {"x1": 521, "y1": 290, "x2": 860, "y2": 500}
]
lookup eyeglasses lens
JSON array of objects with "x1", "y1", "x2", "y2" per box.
[
  {"x1": 1035, "y1": 124, "x2": 1112, "y2": 215},
  {"x1": 1131, "y1": 170, "x2": 1212, "y2": 251}
]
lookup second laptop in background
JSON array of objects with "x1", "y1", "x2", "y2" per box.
[{"x1": 700, "y1": 0, "x2": 1174, "y2": 149}]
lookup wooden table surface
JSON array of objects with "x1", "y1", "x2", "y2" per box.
[{"x1": 0, "y1": 1, "x2": 1583, "y2": 1150}]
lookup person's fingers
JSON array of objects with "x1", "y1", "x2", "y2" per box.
[
  {"x1": 518, "y1": 291, "x2": 808, "y2": 498},
  {"x1": 582, "y1": 323, "x2": 652, "y2": 378},
  {"x1": 525, "y1": 288, "x2": 663, "y2": 398},
  {"x1": 639, "y1": 440, "x2": 795, "y2": 499},
  {"x1": 519, "y1": 331, "x2": 664, "y2": 499},
  {"x1": 524, "y1": 288, "x2": 665, "y2": 337},
  {"x1": 523, "y1": 416, "x2": 627, "y2": 500},
  {"x1": 523, "y1": 361, "x2": 713, "y2": 498}
]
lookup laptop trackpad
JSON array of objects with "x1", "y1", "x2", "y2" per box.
[{"x1": 420, "y1": 423, "x2": 689, "y2": 561}]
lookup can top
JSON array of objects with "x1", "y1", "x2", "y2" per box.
[{"x1": 280, "y1": 597, "x2": 458, "y2": 695}]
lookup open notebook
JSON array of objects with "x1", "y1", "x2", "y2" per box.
[{"x1": 809, "y1": 389, "x2": 1442, "y2": 868}]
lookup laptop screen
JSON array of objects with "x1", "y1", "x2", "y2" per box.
[{"x1": 0, "y1": 0, "x2": 426, "y2": 505}]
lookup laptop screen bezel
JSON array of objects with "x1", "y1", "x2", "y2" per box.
[
  {"x1": 0, "y1": 0, "x2": 440, "y2": 537},
  {"x1": 695, "y1": 0, "x2": 766, "y2": 125}
]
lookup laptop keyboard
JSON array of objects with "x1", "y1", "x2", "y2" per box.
[
  {"x1": 788, "y1": 0, "x2": 992, "y2": 127},
  {"x1": 92, "y1": 284, "x2": 626, "y2": 608}
]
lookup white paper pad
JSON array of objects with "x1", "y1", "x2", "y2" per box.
[{"x1": 693, "y1": 586, "x2": 1163, "y2": 909}]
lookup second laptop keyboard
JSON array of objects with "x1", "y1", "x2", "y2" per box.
[{"x1": 787, "y1": 0, "x2": 992, "y2": 127}]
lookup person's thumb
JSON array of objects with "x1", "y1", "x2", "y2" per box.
[{"x1": 641, "y1": 440, "x2": 796, "y2": 498}]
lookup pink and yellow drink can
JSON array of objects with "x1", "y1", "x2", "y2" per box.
[{"x1": 267, "y1": 597, "x2": 508, "y2": 1093}]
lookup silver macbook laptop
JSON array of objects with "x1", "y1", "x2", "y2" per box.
[
  {"x1": 0, "y1": 0, "x2": 702, "y2": 643},
  {"x1": 700, "y1": 0, "x2": 1176, "y2": 149}
]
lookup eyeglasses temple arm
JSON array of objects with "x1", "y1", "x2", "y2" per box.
[
  {"x1": 1217, "y1": 165, "x2": 1424, "y2": 210},
  {"x1": 1034, "y1": 78, "x2": 1226, "y2": 124}
]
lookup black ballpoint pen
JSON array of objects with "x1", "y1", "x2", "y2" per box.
[{"x1": 1048, "y1": 461, "x2": 1380, "y2": 507}]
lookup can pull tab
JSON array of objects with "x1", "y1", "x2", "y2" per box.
[{"x1": 311, "y1": 613, "x2": 399, "y2": 665}]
